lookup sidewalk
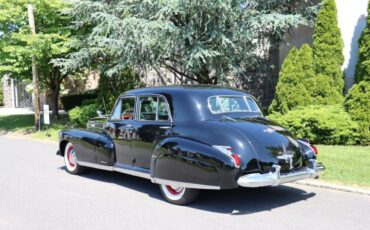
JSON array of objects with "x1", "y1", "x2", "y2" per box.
[
  {"x1": 0, "y1": 107, "x2": 67, "y2": 116},
  {"x1": 0, "y1": 107, "x2": 34, "y2": 116}
]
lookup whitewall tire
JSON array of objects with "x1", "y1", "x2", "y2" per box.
[
  {"x1": 64, "y1": 142, "x2": 84, "y2": 174},
  {"x1": 159, "y1": 184, "x2": 199, "y2": 205}
]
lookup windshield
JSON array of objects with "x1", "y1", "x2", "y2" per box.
[{"x1": 208, "y1": 95, "x2": 260, "y2": 114}]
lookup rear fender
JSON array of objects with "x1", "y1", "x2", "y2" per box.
[{"x1": 151, "y1": 137, "x2": 239, "y2": 189}]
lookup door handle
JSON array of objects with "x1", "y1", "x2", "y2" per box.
[{"x1": 159, "y1": 126, "x2": 171, "y2": 130}]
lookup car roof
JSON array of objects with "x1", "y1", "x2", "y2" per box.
[{"x1": 121, "y1": 85, "x2": 251, "y2": 97}]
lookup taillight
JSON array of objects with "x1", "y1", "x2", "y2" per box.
[
  {"x1": 231, "y1": 154, "x2": 241, "y2": 168},
  {"x1": 212, "y1": 145, "x2": 242, "y2": 168},
  {"x1": 310, "y1": 145, "x2": 318, "y2": 155}
]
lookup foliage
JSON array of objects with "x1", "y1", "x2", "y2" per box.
[
  {"x1": 0, "y1": 0, "x2": 74, "y2": 117},
  {"x1": 269, "y1": 44, "x2": 342, "y2": 114},
  {"x1": 268, "y1": 105, "x2": 361, "y2": 145},
  {"x1": 60, "y1": 90, "x2": 98, "y2": 111},
  {"x1": 317, "y1": 145, "x2": 370, "y2": 187},
  {"x1": 312, "y1": 0, "x2": 344, "y2": 94},
  {"x1": 269, "y1": 47, "x2": 311, "y2": 113},
  {"x1": 0, "y1": 85, "x2": 3, "y2": 106},
  {"x1": 55, "y1": 0, "x2": 320, "y2": 84},
  {"x1": 355, "y1": 1, "x2": 370, "y2": 82},
  {"x1": 97, "y1": 67, "x2": 143, "y2": 110},
  {"x1": 344, "y1": 81, "x2": 370, "y2": 144},
  {"x1": 68, "y1": 103, "x2": 98, "y2": 127}
]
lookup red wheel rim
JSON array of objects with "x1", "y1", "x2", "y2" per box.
[
  {"x1": 66, "y1": 146, "x2": 75, "y2": 167},
  {"x1": 166, "y1": 185, "x2": 184, "y2": 195}
]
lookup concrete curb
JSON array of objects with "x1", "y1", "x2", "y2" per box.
[{"x1": 292, "y1": 179, "x2": 370, "y2": 196}]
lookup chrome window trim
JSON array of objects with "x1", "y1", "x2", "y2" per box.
[
  {"x1": 207, "y1": 95, "x2": 261, "y2": 114},
  {"x1": 136, "y1": 93, "x2": 173, "y2": 122}
]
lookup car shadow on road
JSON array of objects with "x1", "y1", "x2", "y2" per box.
[{"x1": 65, "y1": 167, "x2": 316, "y2": 215}]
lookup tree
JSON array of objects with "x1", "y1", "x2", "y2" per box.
[
  {"x1": 56, "y1": 0, "x2": 320, "y2": 85},
  {"x1": 344, "y1": 81, "x2": 370, "y2": 144},
  {"x1": 355, "y1": 0, "x2": 370, "y2": 83},
  {"x1": 269, "y1": 45, "x2": 312, "y2": 113},
  {"x1": 0, "y1": 0, "x2": 73, "y2": 118},
  {"x1": 312, "y1": 0, "x2": 344, "y2": 94}
]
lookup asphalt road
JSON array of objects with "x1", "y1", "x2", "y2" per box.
[{"x1": 1, "y1": 137, "x2": 369, "y2": 230}]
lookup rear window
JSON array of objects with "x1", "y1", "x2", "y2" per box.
[{"x1": 208, "y1": 96, "x2": 260, "y2": 114}]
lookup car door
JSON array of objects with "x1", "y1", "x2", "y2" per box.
[
  {"x1": 107, "y1": 96, "x2": 136, "y2": 166},
  {"x1": 131, "y1": 94, "x2": 173, "y2": 169}
]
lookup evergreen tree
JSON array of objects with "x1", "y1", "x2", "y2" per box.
[
  {"x1": 55, "y1": 0, "x2": 320, "y2": 85},
  {"x1": 313, "y1": 0, "x2": 344, "y2": 94},
  {"x1": 355, "y1": 0, "x2": 370, "y2": 82},
  {"x1": 269, "y1": 46, "x2": 312, "y2": 114},
  {"x1": 270, "y1": 43, "x2": 342, "y2": 114},
  {"x1": 345, "y1": 1, "x2": 370, "y2": 144}
]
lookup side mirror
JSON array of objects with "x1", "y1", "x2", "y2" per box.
[{"x1": 97, "y1": 110, "x2": 104, "y2": 118}]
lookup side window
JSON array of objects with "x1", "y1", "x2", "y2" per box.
[
  {"x1": 139, "y1": 96, "x2": 158, "y2": 121},
  {"x1": 111, "y1": 99, "x2": 122, "y2": 120},
  {"x1": 158, "y1": 96, "x2": 170, "y2": 121},
  {"x1": 120, "y1": 97, "x2": 135, "y2": 120},
  {"x1": 110, "y1": 97, "x2": 136, "y2": 120},
  {"x1": 139, "y1": 95, "x2": 170, "y2": 121}
]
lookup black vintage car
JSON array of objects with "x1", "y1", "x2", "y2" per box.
[{"x1": 57, "y1": 86, "x2": 324, "y2": 205}]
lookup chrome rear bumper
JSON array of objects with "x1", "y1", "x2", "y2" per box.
[{"x1": 237, "y1": 159, "x2": 325, "y2": 188}]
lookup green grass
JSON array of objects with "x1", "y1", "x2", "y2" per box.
[
  {"x1": 0, "y1": 114, "x2": 72, "y2": 142},
  {"x1": 317, "y1": 145, "x2": 370, "y2": 188}
]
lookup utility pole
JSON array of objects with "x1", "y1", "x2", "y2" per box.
[{"x1": 28, "y1": 4, "x2": 40, "y2": 131}]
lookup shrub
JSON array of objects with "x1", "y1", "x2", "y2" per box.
[
  {"x1": 344, "y1": 81, "x2": 370, "y2": 144},
  {"x1": 313, "y1": 0, "x2": 345, "y2": 94},
  {"x1": 355, "y1": 0, "x2": 370, "y2": 82},
  {"x1": 268, "y1": 105, "x2": 361, "y2": 145},
  {"x1": 61, "y1": 90, "x2": 98, "y2": 111},
  {"x1": 68, "y1": 103, "x2": 99, "y2": 127}
]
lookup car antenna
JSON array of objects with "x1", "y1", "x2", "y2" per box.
[{"x1": 102, "y1": 97, "x2": 108, "y2": 115}]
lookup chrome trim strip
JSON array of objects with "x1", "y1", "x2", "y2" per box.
[
  {"x1": 113, "y1": 166, "x2": 151, "y2": 180},
  {"x1": 78, "y1": 161, "x2": 113, "y2": 171},
  {"x1": 152, "y1": 178, "x2": 221, "y2": 190}
]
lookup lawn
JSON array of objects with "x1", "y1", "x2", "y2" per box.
[
  {"x1": 0, "y1": 114, "x2": 369, "y2": 188},
  {"x1": 0, "y1": 114, "x2": 72, "y2": 142},
  {"x1": 317, "y1": 145, "x2": 370, "y2": 188}
]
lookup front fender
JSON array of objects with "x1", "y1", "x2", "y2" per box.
[
  {"x1": 151, "y1": 137, "x2": 239, "y2": 189},
  {"x1": 59, "y1": 129, "x2": 115, "y2": 165}
]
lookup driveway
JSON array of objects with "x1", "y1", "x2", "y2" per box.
[{"x1": 0, "y1": 137, "x2": 369, "y2": 230}]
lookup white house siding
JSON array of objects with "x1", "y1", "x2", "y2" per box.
[{"x1": 337, "y1": 0, "x2": 368, "y2": 91}]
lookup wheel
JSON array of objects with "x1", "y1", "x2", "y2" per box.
[
  {"x1": 159, "y1": 184, "x2": 200, "y2": 205},
  {"x1": 64, "y1": 142, "x2": 84, "y2": 174}
]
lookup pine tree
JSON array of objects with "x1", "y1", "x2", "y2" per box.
[
  {"x1": 355, "y1": 0, "x2": 370, "y2": 82},
  {"x1": 269, "y1": 46, "x2": 312, "y2": 114},
  {"x1": 313, "y1": 0, "x2": 344, "y2": 94}
]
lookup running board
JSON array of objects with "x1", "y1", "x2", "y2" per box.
[{"x1": 78, "y1": 161, "x2": 151, "y2": 180}]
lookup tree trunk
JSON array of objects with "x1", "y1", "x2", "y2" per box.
[{"x1": 50, "y1": 83, "x2": 60, "y2": 119}]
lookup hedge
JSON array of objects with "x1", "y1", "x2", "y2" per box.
[
  {"x1": 268, "y1": 105, "x2": 361, "y2": 145},
  {"x1": 61, "y1": 90, "x2": 98, "y2": 111}
]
